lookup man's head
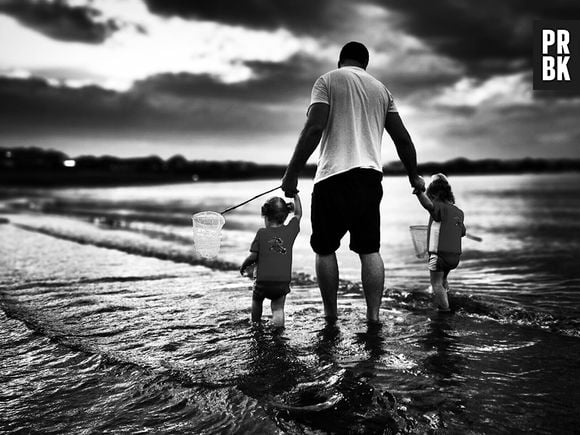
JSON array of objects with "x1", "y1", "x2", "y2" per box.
[{"x1": 338, "y1": 41, "x2": 369, "y2": 69}]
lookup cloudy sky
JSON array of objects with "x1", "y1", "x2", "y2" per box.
[{"x1": 1, "y1": 0, "x2": 579, "y2": 164}]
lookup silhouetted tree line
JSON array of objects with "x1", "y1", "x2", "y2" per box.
[
  {"x1": 1, "y1": 147, "x2": 579, "y2": 186},
  {"x1": 383, "y1": 157, "x2": 580, "y2": 175}
]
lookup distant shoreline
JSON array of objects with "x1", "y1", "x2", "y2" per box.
[{"x1": 1, "y1": 147, "x2": 579, "y2": 187}]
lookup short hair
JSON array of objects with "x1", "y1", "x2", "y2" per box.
[{"x1": 339, "y1": 41, "x2": 369, "y2": 69}]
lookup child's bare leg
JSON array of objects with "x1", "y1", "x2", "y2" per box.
[
  {"x1": 252, "y1": 298, "x2": 263, "y2": 323},
  {"x1": 271, "y1": 295, "x2": 286, "y2": 328},
  {"x1": 443, "y1": 270, "x2": 450, "y2": 292},
  {"x1": 430, "y1": 271, "x2": 450, "y2": 311}
]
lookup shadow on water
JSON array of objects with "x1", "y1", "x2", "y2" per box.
[
  {"x1": 238, "y1": 326, "x2": 304, "y2": 398},
  {"x1": 236, "y1": 322, "x2": 436, "y2": 434},
  {"x1": 421, "y1": 315, "x2": 464, "y2": 381}
]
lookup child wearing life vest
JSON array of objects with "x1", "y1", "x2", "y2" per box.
[
  {"x1": 414, "y1": 174, "x2": 465, "y2": 311},
  {"x1": 240, "y1": 194, "x2": 302, "y2": 327}
]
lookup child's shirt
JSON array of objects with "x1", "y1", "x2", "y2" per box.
[
  {"x1": 427, "y1": 201, "x2": 465, "y2": 255},
  {"x1": 250, "y1": 217, "x2": 300, "y2": 283}
]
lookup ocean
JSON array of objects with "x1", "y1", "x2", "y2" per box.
[{"x1": 1, "y1": 173, "x2": 579, "y2": 434}]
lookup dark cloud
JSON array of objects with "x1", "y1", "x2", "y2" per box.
[
  {"x1": 0, "y1": 0, "x2": 126, "y2": 43},
  {"x1": 0, "y1": 64, "x2": 314, "y2": 137},
  {"x1": 443, "y1": 102, "x2": 580, "y2": 159},
  {"x1": 372, "y1": 0, "x2": 580, "y2": 77},
  {"x1": 143, "y1": 0, "x2": 351, "y2": 36},
  {"x1": 133, "y1": 54, "x2": 324, "y2": 104},
  {"x1": 0, "y1": 77, "x2": 146, "y2": 132},
  {"x1": 141, "y1": 0, "x2": 580, "y2": 81}
]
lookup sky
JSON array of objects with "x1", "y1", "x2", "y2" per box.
[{"x1": 0, "y1": 0, "x2": 579, "y2": 164}]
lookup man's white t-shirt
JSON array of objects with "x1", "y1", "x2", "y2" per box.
[{"x1": 309, "y1": 66, "x2": 397, "y2": 183}]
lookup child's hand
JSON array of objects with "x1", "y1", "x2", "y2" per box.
[
  {"x1": 240, "y1": 264, "x2": 256, "y2": 279},
  {"x1": 240, "y1": 253, "x2": 258, "y2": 277}
]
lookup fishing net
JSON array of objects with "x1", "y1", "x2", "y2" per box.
[
  {"x1": 191, "y1": 185, "x2": 280, "y2": 259},
  {"x1": 409, "y1": 225, "x2": 428, "y2": 259},
  {"x1": 192, "y1": 211, "x2": 225, "y2": 258}
]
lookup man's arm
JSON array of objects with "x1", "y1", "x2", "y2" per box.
[
  {"x1": 385, "y1": 112, "x2": 424, "y2": 192},
  {"x1": 281, "y1": 103, "x2": 329, "y2": 196}
]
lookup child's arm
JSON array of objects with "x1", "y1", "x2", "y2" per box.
[
  {"x1": 413, "y1": 189, "x2": 434, "y2": 213},
  {"x1": 240, "y1": 252, "x2": 258, "y2": 275},
  {"x1": 292, "y1": 193, "x2": 303, "y2": 221}
]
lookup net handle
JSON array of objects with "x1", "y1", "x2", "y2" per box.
[
  {"x1": 465, "y1": 233, "x2": 482, "y2": 242},
  {"x1": 220, "y1": 185, "x2": 281, "y2": 215}
]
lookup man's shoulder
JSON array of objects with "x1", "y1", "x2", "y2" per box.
[
  {"x1": 365, "y1": 72, "x2": 391, "y2": 94},
  {"x1": 325, "y1": 68, "x2": 388, "y2": 88},
  {"x1": 322, "y1": 67, "x2": 365, "y2": 80},
  {"x1": 318, "y1": 68, "x2": 340, "y2": 81}
]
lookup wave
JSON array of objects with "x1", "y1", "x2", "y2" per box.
[
  {"x1": 2, "y1": 196, "x2": 257, "y2": 231},
  {"x1": 13, "y1": 222, "x2": 240, "y2": 272},
  {"x1": 5, "y1": 215, "x2": 580, "y2": 336},
  {"x1": 391, "y1": 290, "x2": 580, "y2": 337}
]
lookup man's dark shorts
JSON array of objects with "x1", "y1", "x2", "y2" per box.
[{"x1": 311, "y1": 168, "x2": 383, "y2": 255}]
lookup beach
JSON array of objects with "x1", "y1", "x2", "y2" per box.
[{"x1": 2, "y1": 174, "x2": 580, "y2": 433}]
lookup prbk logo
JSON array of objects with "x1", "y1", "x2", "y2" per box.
[{"x1": 533, "y1": 20, "x2": 580, "y2": 91}]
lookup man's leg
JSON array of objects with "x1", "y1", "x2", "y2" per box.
[
  {"x1": 360, "y1": 252, "x2": 384, "y2": 323},
  {"x1": 316, "y1": 253, "x2": 339, "y2": 321}
]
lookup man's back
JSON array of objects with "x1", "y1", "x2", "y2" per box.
[
  {"x1": 281, "y1": 41, "x2": 423, "y2": 324},
  {"x1": 310, "y1": 66, "x2": 397, "y2": 183}
]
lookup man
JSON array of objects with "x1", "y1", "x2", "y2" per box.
[{"x1": 281, "y1": 41, "x2": 424, "y2": 324}]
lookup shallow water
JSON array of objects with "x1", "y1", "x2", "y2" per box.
[{"x1": 1, "y1": 174, "x2": 580, "y2": 433}]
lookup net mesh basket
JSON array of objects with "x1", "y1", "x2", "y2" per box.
[
  {"x1": 192, "y1": 211, "x2": 226, "y2": 258},
  {"x1": 409, "y1": 225, "x2": 428, "y2": 259}
]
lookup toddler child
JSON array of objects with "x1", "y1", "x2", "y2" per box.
[
  {"x1": 240, "y1": 194, "x2": 302, "y2": 327},
  {"x1": 414, "y1": 174, "x2": 465, "y2": 311}
]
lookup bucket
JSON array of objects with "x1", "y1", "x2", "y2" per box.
[
  {"x1": 409, "y1": 225, "x2": 428, "y2": 259},
  {"x1": 192, "y1": 211, "x2": 225, "y2": 258}
]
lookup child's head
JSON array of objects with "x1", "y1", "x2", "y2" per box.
[
  {"x1": 261, "y1": 197, "x2": 294, "y2": 224},
  {"x1": 427, "y1": 173, "x2": 455, "y2": 204}
]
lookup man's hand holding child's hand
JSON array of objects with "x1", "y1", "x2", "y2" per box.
[{"x1": 411, "y1": 175, "x2": 426, "y2": 195}]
